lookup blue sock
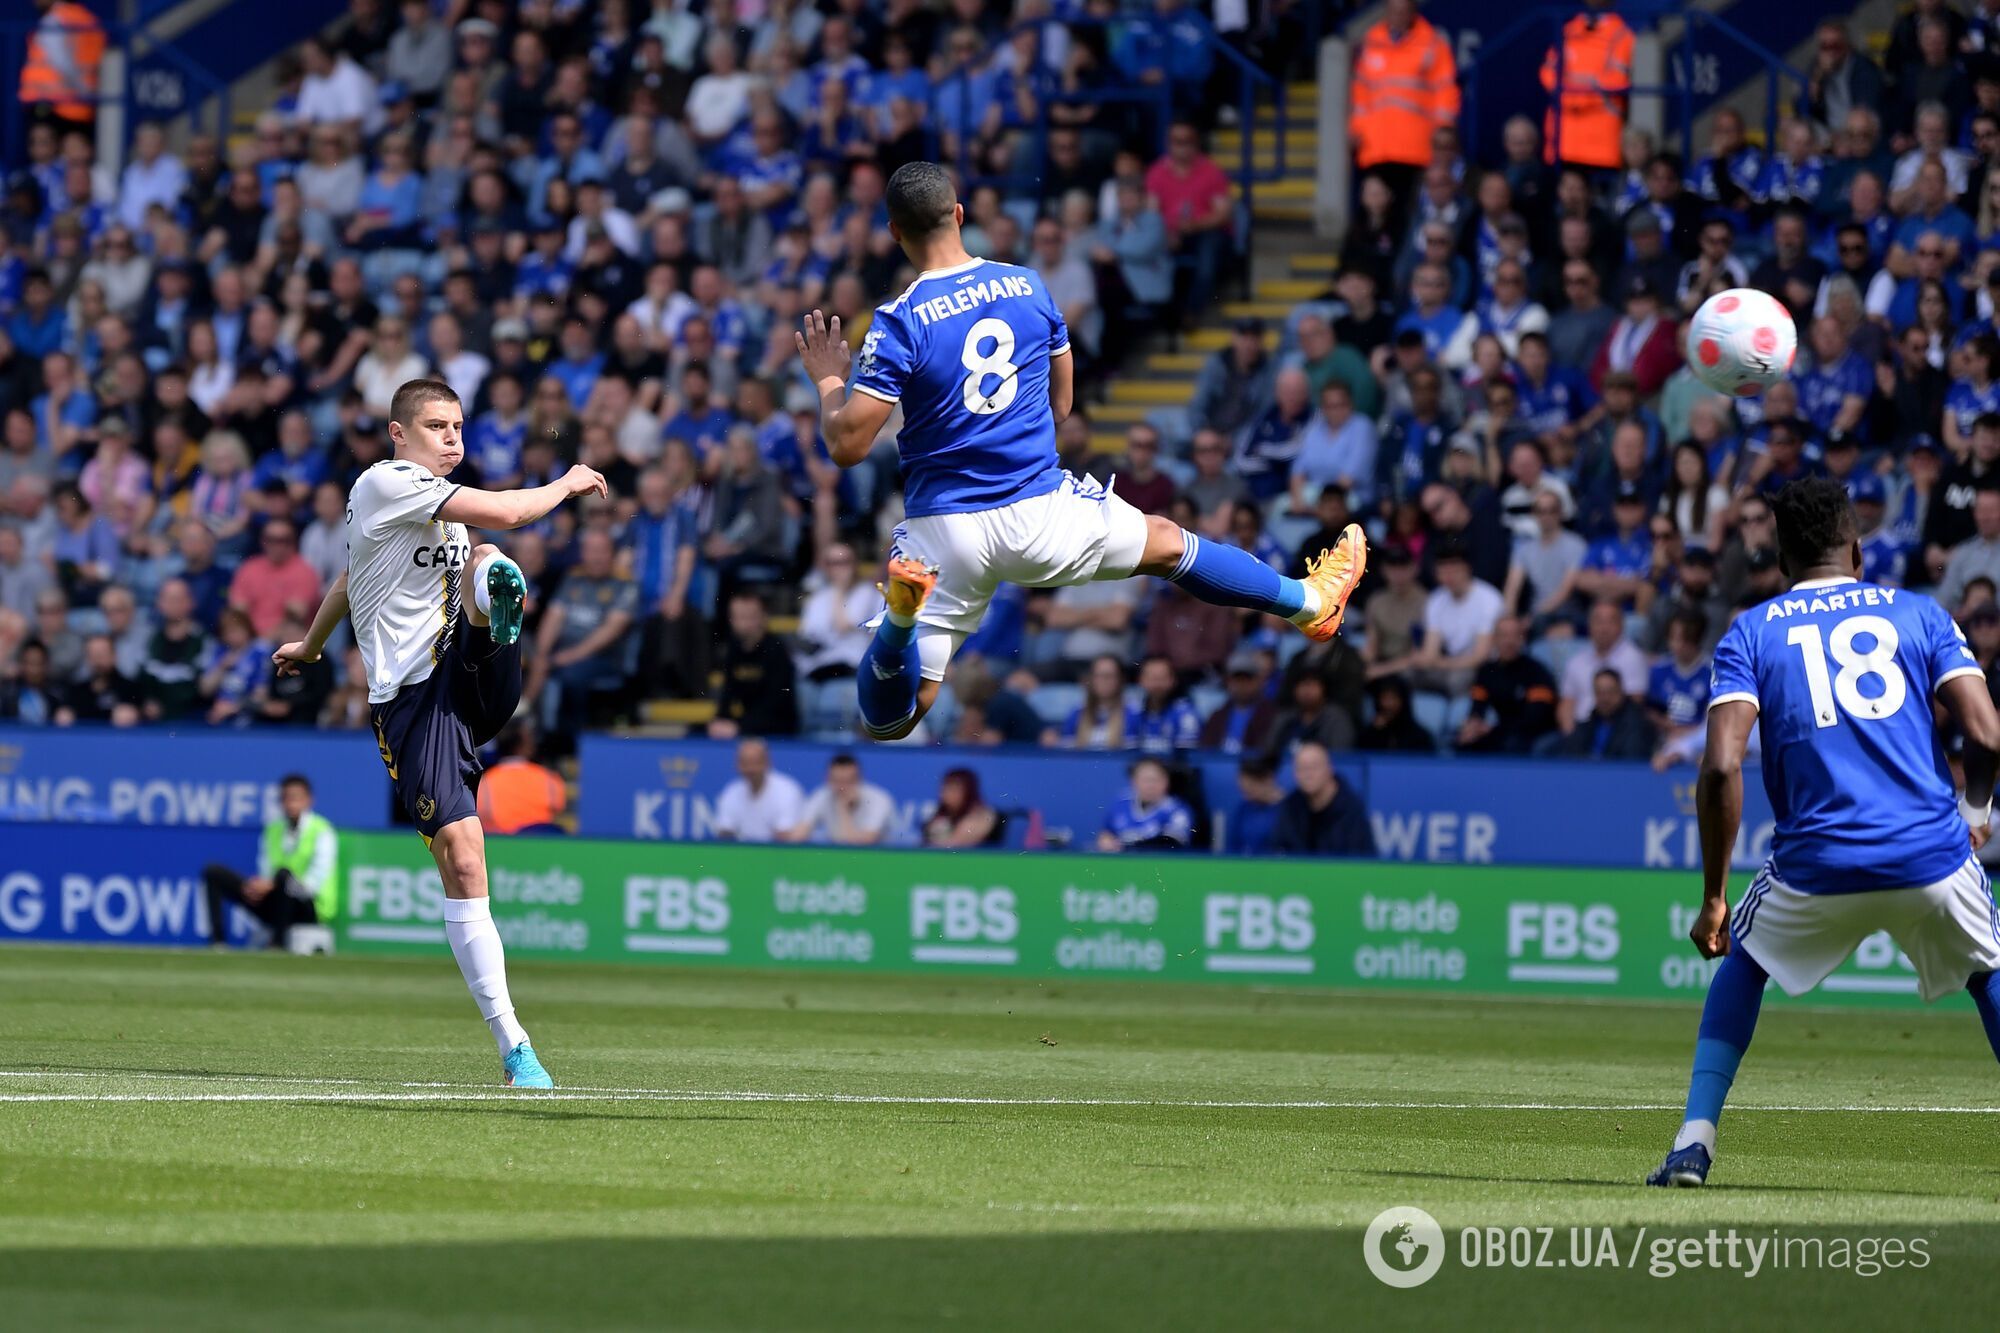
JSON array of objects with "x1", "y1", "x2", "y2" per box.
[
  {"x1": 1674, "y1": 947, "x2": 1767, "y2": 1151},
  {"x1": 856, "y1": 617, "x2": 920, "y2": 736},
  {"x1": 1969, "y1": 971, "x2": 2000, "y2": 1062},
  {"x1": 1167, "y1": 531, "x2": 1307, "y2": 618}
]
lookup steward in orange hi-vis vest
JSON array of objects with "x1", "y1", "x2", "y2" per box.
[
  {"x1": 1350, "y1": 2, "x2": 1460, "y2": 171},
  {"x1": 1539, "y1": 3, "x2": 1634, "y2": 169},
  {"x1": 18, "y1": 0, "x2": 105, "y2": 124}
]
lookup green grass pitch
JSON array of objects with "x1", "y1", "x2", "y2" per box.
[{"x1": 2, "y1": 946, "x2": 1999, "y2": 1330}]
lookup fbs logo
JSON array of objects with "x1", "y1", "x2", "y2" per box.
[
  {"x1": 1362, "y1": 1206, "x2": 1445, "y2": 1288},
  {"x1": 416, "y1": 794, "x2": 436, "y2": 822}
]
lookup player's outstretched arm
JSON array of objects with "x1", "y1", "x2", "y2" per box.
[
  {"x1": 436, "y1": 465, "x2": 608, "y2": 531},
  {"x1": 1691, "y1": 699, "x2": 1758, "y2": 958},
  {"x1": 1939, "y1": 674, "x2": 2000, "y2": 850},
  {"x1": 797, "y1": 309, "x2": 892, "y2": 468},
  {"x1": 273, "y1": 570, "x2": 349, "y2": 676}
]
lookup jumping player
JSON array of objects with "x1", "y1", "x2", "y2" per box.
[
  {"x1": 794, "y1": 161, "x2": 1368, "y2": 740},
  {"x1": 1649, "y1": 477, "x2": 2000, "y2": 1186},
  {"x1": 273, "y1": 378, "x2": 607, "y2": 1089}
]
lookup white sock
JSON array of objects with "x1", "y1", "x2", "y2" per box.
[
  {"x1": 442, "y1": 896, "x2": 529, "y2": 1058},
  {"x1": 471, "y1": 553, "x2": 497, "y2": 617},
  {"x1": 886, "y1": 606, "x2": 917, "y2": 629},
  {"x1": 1673, "y1": 1118, "x2": 1717, "y2": 1153},
  {"x1": 1287, "y1": 584, "x2": 1324, "y2": 625}
]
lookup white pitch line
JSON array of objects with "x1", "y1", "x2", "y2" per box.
[{"x1": 0, "y1": 1083, "x2": 1996, "y2": 1113}]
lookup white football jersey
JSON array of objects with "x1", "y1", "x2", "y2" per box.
[{"x1": 346, "y1": 459, "x2": 470, "y2": 703}]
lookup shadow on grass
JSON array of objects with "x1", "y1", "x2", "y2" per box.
[{"x1": 3, "y1": 1228, "x2": 1999, "y2": 1331}]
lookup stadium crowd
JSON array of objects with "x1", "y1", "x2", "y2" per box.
[{"x1": 13, "y1": 0, "x2": 2000, "y2": 820}]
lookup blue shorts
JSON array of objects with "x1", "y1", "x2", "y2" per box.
[{"x1": 369, "y1": 621, "x2": 522, "y2": 841}]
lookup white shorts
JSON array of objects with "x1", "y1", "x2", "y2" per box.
[
  {"x1": 1732, "y1": 857, "x2": 2000, "y2": 1002},
  {"x1": 877, "y1": 472, "x2": 1151, "y2": 681}
]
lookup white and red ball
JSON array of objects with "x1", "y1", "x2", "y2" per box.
[{"x1": 1686, "y1": 288, "x2": 1798, "y2": 397}]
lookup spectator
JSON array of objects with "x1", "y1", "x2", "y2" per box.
[
  {"x1": 0, "y1": 640, "x2": 61, "y2": 725},
  {"x1": 63, "y1": 632, "x2": 142, "y2": 727},
  {"x1": 1097, "y1": 756, "x2": 1194, "y2": 852},
  {"x1": 1548, "y1": 260, "x2": 1618, "y2": 374},
  {"x1": 0, "y1": 525, "x2": 52, "y2": 620},
  {"x1": 227, "y1": 517, "x2": 323, "y2": 638},
  {"x1": 784, "y1": 753, "x2": 896, "y2": 846},
  {"x1": 1361, "y1": 545, "x2": 1428, "y2": 680},
  {"x1": 1128, "y1": 654, "x2": 1203, "y2": 753},
  {"x1": 708, "y1": 590, "x2": 800, "y2": 739},
  {"x1": 1146, "y1": 119, "x2": 1233, "y2": 322},
  {"x1": 139, "y1": 577, "x2": 206, "y2": 721},
  {"x1": 922, "y1": 767, "x2": 1000, "y2": 848},
  {"x1": 1091, "y1": 174, "x2": 1171, "y2": 364},
  {"x1": 1264, "y1": 671, "x2": 1356, "y2": 759},
  {"x1": 1358, "y1": 676, "x2": 1436, "y2": 752},
  {"x1": 251, "y1": 611, "x2": 331, "y2": 727},
  {"x1": 1641, "y1": 546, "x2": 1729, "y2": 655},
  {"x1": 1182, "y1": 428, "x2": 1253, "y2": 523},
  {"x1": 1647, "y1": 610, "x2": 1713, "y2": 771},
  {"x1": 1575, "y1": 482, "x2": 1656, "y2": 611},
  {"x1": 1142, "y1": 578, "x2": 1238, "y2": 682},
  {"x1": 1408, "y1": 542, "x2": 1504, "y2": 696},
  {"x1": 1455, "y1": 615, "x2": 1559, "y2": 753},
  {"x1": 1557, "y1": 667, "x2": 1658, "y2": 760},
  {"x1": 528, "y1": 527, "x2": 637, "y2": 740},
  {"x1": 1225, "y1": 754, "x2": 1284, "y2": 855},
  {"x1": 1042, "y1": 577, "x2": 1141, "y2": 677},
  {"x1": 1806, "y1": 22, "x2": 1885, "y2": 137},
  {"x1": 1112, "y1": 424, "x2": 1178, "y2": 515},
  {"x1": 1292, "y1": 380, "x2": 1379, "y2": 514},
  {"x1": 1270, "y1": 743, "x2": 1376, "y2": 857},
  {"x1": 199, "y1": 607, "x2": 269, "y2": 728},
  {"x1": 1190, "y1": 317, "x2": 1276, "y2": 440},
  {"x1": 1056, "y1": 654, "x2": 1131, "y2": 749},
  {"x1": 1590, "y1": 276, "x2": 1681, "y2": 399},
  {"x1": 1556, "y1": 597, "x2": 1651, "y2": 736},
  {"x1": 711, "y1": 737, "x2": 806, "y2": 843},
  {"x1": 1200, "y1": 650, "x2": 1279, "y2": 754},
  {"x1": 201, "y1": 773, "x2": 337, "y2": 950},
  {"x1": 794, "y1": 543, "x2": 877, "y2": 682},
  {"x1": 1941, "y1": 489, "x2": 2000, "y2": 611}
]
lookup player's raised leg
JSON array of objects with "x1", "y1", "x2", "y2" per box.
[
  {"x1": 430, "y1": 815, "x2": 552, "y2": 1088},
  {"x1": 1132, "y1": 514, "x2": 1368, "y2": 639},
  {"x1": 465, "y1": 542, "x2": 527, "y2": 646},
  {"x1": 856, "y1": 555, "x2": 937, "y2": 739}
]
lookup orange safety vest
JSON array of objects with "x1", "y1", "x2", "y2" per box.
[
  {"x1": 476, "y1": 759, "x2": 566, "y2": 834},
  {"x1": 18, "y1": 1, "x2": 105, "y2": 123},
  {"x1": 1349, "y1": 15, "x2": 1461, "y2": 171},
  {"x1": 1539, "y1": 11, "x2": 1634, "y2": 169}
]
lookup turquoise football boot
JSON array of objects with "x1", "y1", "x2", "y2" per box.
[{"x1": 502, "y1": 1041, "x2": 555, "y2": 1089}]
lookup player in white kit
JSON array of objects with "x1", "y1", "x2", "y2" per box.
[{"x1": 275, "y1": 379, "x2": 606, "y2": 1088}]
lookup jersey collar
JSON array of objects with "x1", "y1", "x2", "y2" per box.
[
  {"x1": 1791, "y1": 576, "x2": 1858, "y2": 590},
  {"x1": 918, "y1": 257, "x2": 985, "y2": 279}
]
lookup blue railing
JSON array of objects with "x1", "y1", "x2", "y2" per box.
[{"x1": 933, "y1": 13, "x2": 1289, "y2": 224}]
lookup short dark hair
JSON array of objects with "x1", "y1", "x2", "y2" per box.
[
  {"x1": 1770, "y1": 476, "x2": 1857, "y2": 575},
  {"x1": 885, "y1": 161, "x2": 958, "y2": 239},
  {"x1": 1238, "y1": 755, "x2": 1276, "y2": 781},
  {"x1": 1670, "y1": 609, "x2": 1708, "y2": 645},
  {"x1": 829, "y1": 753, "x2": 859, "y2": 771},
  {"x1": 389, "y1": 378, "x2": 460, "y2": 427},
  {"x1": 279, "y1": 773, "x2": 313, "y2": 794}
]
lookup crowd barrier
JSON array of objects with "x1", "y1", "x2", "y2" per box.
[
  {"x1": 333, "y1": 832, "x2": 1932, "y2": 1009},
  {"x1": 0, "y1": 728, "x2": 388, "y2": 829},
  {"x1": 580, "y1": 738, "x2": 1778, "y2": 873},
  {"x1": 0, "y1": 727, "x2": 1779, "y2": 874},
  {"x1": 0, "y1": 823, "x2": 1951, "y2": 1009},
  {"x1": 0, "y1": 823, "x2": 256, "y2": 946}
]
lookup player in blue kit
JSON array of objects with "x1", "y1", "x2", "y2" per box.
[
  {"x1": 794, "y1": 162, "x2": 1367, "y2": 739},
  {"x1": 1649, "y1": 478, "x2": 2000, "y2": 1187}
]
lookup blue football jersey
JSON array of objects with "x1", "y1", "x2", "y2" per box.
[
  {"x1": 850, "y1": 258, "x2": 1069, "y2": 518},
  {"x1": 1710, "y1": 577, "x2": 1983, "y2": 893}
]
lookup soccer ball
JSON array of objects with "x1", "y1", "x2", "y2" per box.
[{"x1": 1686, "y1": 288, "x2": 1797, "y2": 397}]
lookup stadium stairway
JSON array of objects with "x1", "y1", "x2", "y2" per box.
[{"x1": 1088, "y1": 81, "x2": 1327, "y2": 460}]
